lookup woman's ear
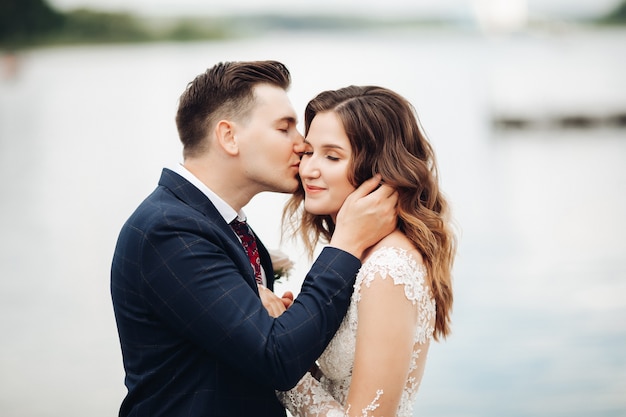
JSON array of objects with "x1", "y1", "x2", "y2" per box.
[{"x1": 215, "y1": 120, "x2": 239, "y2": 156}]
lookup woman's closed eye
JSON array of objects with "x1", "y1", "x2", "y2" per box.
[{"x1": 300, "y1": 151, "x2": 340, "y2": 161}]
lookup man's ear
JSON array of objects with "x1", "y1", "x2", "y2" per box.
[{"x1": 215, "y1": 120, "x2": 239, "y2": 156}]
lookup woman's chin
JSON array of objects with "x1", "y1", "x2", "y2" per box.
[{"x1": 303, "y1": 203, "x2": 328, "y2": 216}]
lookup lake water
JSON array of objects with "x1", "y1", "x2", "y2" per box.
[{"x1": 1, "y1": 27, "x2": 625, "y2": 417}]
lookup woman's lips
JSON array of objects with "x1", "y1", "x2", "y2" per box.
[{"x1": 304, "y1": 184, "x2": 325, "y2": 194}]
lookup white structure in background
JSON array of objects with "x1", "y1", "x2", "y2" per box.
[
  {"x1": 472, "y1": 0, "x2": 626, "y2": 130},
  {"x1": 471, "y1": 0, "x2": 528, "y2": 33}
]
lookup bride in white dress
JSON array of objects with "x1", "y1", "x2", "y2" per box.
[{"x1": 271, "y1": 86, "x2": 457, "y2": 417}]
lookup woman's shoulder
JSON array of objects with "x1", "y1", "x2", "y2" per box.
[
  {"x1": 359, "y1": 231, "x2": 427, "y2": 283},
  {"x1": 363, "y1": 230, "x2": 424, "y2": 265},
  {"x1": 356, "y1": 233, "x2": 430, "y2": 304}
]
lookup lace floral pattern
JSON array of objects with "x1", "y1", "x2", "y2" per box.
[{"x1": 277, "y1": 247, "x2": 436, "y2": 417}]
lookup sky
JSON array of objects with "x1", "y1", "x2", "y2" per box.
[{"x1": 47, "y1": 0, "x2": 621, "y2": 20}]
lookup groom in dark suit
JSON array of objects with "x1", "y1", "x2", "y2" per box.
[{"x1": 111, "y1": 60, "x2": 397, "y2": 417}]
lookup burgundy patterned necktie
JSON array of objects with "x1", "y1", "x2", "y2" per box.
[{"x1": 230, "y1": 219, "x2": 263, "y2": 285}]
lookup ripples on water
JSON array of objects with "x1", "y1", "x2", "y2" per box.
[{"x1": 0, "y1": 28, "x2": 624, "y2": 417}]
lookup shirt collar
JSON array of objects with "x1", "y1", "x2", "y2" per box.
[{"x1": 170, "y1": 163, "x2": 245, "y2": 224}]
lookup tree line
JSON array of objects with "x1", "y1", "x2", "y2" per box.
[
  {"x1": 2, "y1": 0, "x2": 625, "y2": 50},
  {"x1": 0, "y1": 0, "x2": 230, "y2": 49}
]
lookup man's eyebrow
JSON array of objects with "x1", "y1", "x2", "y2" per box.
[{"x1": 276, "y1": 116, "x2": 297, "y2": 124}]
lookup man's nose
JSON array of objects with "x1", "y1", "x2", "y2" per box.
[{"x1": 292, "y1": 132, "x2": 305, "y2": 153}]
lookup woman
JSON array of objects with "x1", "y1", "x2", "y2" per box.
[{"x1": 275, "y1": 85, "x2": 457, "y2": 417}]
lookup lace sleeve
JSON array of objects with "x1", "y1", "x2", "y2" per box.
[
  {"x1": 276, "y1": 372, "x2": 345, "y2": 417},
  {"x1": 277, "y1": 372, "x2": 383, "y2": 417},
  {"x1": 278, "y1": 247, "x2": 435, "y2": 417}
]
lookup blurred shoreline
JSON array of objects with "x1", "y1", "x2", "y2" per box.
[
  {"x1": 1, "y1": 25, "x2": 625, "y2": 417},
  {"x1": 2, "y1": 0, "x2": 626, "y2": 50}
]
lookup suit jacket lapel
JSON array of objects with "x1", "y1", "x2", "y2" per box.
[{"x1": 158, "y1": 168, "x2": 274, "y2": 290}]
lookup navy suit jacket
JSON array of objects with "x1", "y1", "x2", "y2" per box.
[{"x1": 111, "y1": 168, "x2": 360, "y2": 417}]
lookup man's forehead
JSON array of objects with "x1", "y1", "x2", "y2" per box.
[
  {"x1": 252, "y1": 83, "x2": 288, "y2": 100},
  {"x1": 253, "y1": 84, "x2": 297, "y2": 119}
]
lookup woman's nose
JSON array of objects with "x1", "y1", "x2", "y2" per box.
[{"x1": 299, "y1": 156, "x2": 320, "y2": 179}]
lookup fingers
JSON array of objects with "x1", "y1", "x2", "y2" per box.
[
  {"x1": 371, "y1": 183, "x2": 397, "y2": 200},
  {"x1": 349, "y1": 174, "x2": 382, "y2": 199},
  {"x1": 330, "y1": 174, "x2": 398, "y2": 259},
  {"x1": 281, "y1": 291, "x2": 294, "y2": 309},
  {"x1": 352, "y1": 176, "x2": 397, "y2": 203},
  {"x1": 353, "y1": 181, "x2": 398, "y2": 215},
  {"x1": 258, "y1": 285, "x2": 287, "y2": 318}
]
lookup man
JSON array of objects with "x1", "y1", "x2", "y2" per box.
[{"x1": 111, "y1": 60, "x2": 397, "y2": 416}]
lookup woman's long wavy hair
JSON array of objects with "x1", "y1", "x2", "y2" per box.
[{"x1": 283, "y1": 85, "x2": 457, "y2": 340}]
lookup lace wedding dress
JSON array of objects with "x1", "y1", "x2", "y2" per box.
[{"x1": 277, "y1": 246, "x2": 436, "y2": 417}]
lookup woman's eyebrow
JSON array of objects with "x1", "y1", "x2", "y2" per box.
[{"x1": 303, "y1": 139, "x2": 345, "y2": 150}]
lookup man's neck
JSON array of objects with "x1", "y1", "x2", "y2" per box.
[{"x1": 182, "y1": 159, "x2": 254, "y2": 212}]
